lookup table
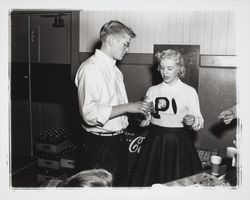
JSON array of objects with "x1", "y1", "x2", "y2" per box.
[
  {"x1": 164, "y1": 172, "x2": 229, "y2": 187},
  {"x1": 163, "y1": 165, "x2": 237, "y2": 187}
]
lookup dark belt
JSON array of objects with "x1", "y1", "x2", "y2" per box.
[{"x1": 89, "y1": 129, "x2": 124, "y2": 137}]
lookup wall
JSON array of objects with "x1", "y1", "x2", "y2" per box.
[
  {"x1": 78, "y1": 11, "x2": 237, "y2": 157},
  {"x1": 79, "y1": 11, "x2": 235, "y2": 55},
  {"x1": 197, "y1": 65, "x2": 236, "y2": 156}
]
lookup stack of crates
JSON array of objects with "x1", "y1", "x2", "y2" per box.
[
  {"x1": 36, "y1": 127, "x2": 76, "y2": 185},
  {"x1": 60, "y1": 145, "x2": 77, "y2": 170}
]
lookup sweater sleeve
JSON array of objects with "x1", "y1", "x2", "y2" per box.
[{"x1": 188, "y1": 88, "x2": 204, "y2": 131}]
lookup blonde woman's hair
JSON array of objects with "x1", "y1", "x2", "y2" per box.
[
  {"x1": 155, "y1": 49, "x2": 186, "y2": 78},
  {"x1": 45, "y1": 169, "x2": 113, "y2": 187}
]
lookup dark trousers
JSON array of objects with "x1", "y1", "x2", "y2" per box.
[{"x1": 77, "y1": 131, "x2": 129, "y2": 187}]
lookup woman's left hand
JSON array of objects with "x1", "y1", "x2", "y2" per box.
[{"x1": 183, "y1": 114, "x2": 195, "y2": 126}]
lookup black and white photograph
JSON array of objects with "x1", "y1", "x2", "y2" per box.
[{"x1": 1, "y1": 0, "x2": 250, "y2": 200}]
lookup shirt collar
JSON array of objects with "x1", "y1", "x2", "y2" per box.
[{"x1": 95, "y1": 49, "x2": 116, "y2": 68}]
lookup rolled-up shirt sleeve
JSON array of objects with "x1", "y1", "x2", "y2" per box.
[{"x1": 76, "y1": 64, "x2": 112, "y2": 126}]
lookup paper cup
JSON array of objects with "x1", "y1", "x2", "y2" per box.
[
  {"x1": 210, "y1": 155, "x2": 222, "y2": 175},
  {"x1": 226, "y1": 147, "x2": 237, "y2": 158},
  {"x1": 226, "y1": 147, "x2": 238, "y2": 167}
]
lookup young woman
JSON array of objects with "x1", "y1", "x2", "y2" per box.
[{"x1": 130, "y1": 49, "x2": 204, "y2": 187}]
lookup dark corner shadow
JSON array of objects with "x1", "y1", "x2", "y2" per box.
[
  {"x1": 209, "y1": 119, "x2": 237, "y2": 139},
  {"x1": 127, "y1": 114, "x2": 148, "y2": 136},
  {"x1": 150, "y1": 62, "x2": 162, "y2": 85},
  {"x1": 69, "y1": 83, "x2": 83, "y2": 145},
  {"x1": 92, "y1": 40, "x2": 102, "y2": 52}
]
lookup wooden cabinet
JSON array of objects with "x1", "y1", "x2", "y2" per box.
[
  {"x1": 11, "y1": 15, "x2": 29, "y2": 63},
  {"x1": 29, "y1": 14, "x2": 71, "y2": 64},
  {"x1": 10, "y1": 10, "x2": 79, "y2": 178},
  {"x1": 11, "y1": 12, "x2": 71, "y2": 64},
  {"x1": 11, "y1": 12, "x2": 75, "y2": 102}
]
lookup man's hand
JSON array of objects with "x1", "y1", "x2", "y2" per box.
[
  {"x1": 218, "y1": 109, "x2": 236, "y2": 124},
  {"x1": 127, "y1": 101, "x2": 150, "y2": 116}
]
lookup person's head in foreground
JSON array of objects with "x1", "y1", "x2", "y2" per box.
[{"x1": 46, "y1": 168, "x2": 113, "y2": 187}]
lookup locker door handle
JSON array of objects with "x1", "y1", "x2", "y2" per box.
[{"x1": 31, "y1": 30, "x2": 35, "y2": 43}]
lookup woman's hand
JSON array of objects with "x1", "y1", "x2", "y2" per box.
[{"x1": 183, "y1": 114, "x2": 195, "y2": 126}]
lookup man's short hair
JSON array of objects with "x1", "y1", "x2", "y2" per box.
[{"x1": 100, "y1": 20, "x2": 136, "y2": 42}]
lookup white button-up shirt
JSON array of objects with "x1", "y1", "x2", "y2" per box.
[{"x1": 75, "y1": 49, "x2": 129, "y2": 133}]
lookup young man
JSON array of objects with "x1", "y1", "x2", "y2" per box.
[{"x1": 75, "y1": 20, "x2": 149, "y2": 186}]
